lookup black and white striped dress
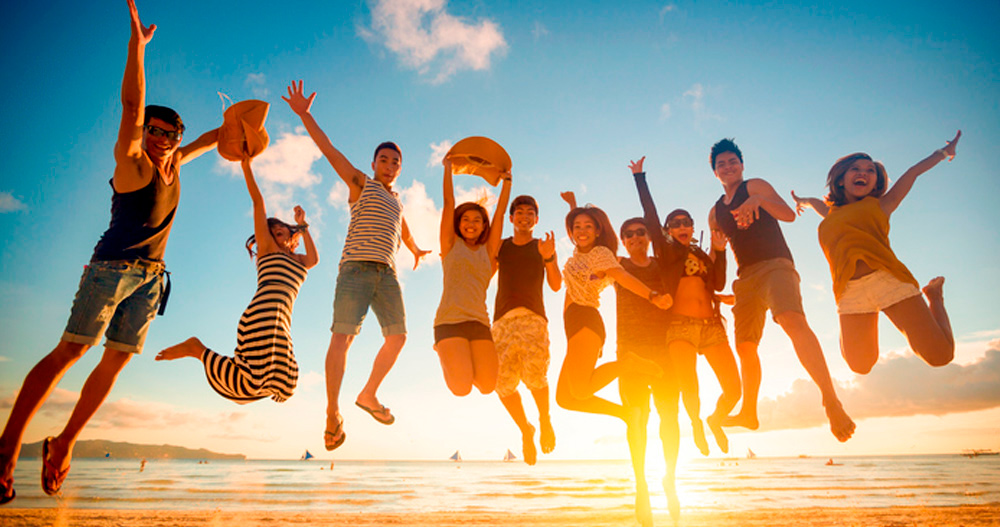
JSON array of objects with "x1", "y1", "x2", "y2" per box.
[{"x1": 201, "y1": 252, "x2": 307, "y2": 404}]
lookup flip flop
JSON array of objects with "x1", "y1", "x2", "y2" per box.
[
  {"x1": 324, "y1": 417, "x2": 346, "y2": 451},
  {"x1": 41, "y1": 437, "x2": 69, "y2": 496},
  {"x1": 355, "y1": 401, "x2": 395, "y2": 425},
  {"x1": 0, "y1": 478, "x2": 13, "y2": 506}
]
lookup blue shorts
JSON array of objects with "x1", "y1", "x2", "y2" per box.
[
  {"x1": 332, "y1": 261, "x2": 406, "y2": 336},
  {"x1": 62, "y1": 259, "x2": 166, "y2": 354}
]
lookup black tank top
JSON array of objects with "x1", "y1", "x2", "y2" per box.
[
  {"x1": 615, "y1": 257, "x2": 667, "y2": 349},
  {"x1": 714, "y1": 180, "x2": 792, "y2": 275},
  {"x1": 494, "y1": 238, "x2": 547, "y2": 321},
  {"x1": 92, "y1": 167, "x2": 180, "y2": 262}
]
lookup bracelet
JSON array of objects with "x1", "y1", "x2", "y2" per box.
[
  {"x1": 297, "y1": 222, "x2": 309, "y2": 229},
  {"x1": 543, "y1": 255, "x2": 556, "y2": 263},
  {"x1": 935, "y1": 148, "x2": 952, "y2": 161},
  {"x1": 648, "y1": 290, "x2": 660, "y2": 301}
]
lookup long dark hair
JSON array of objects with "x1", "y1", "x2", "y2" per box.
[
  {"x1": 245, "y1": 218, "x2": 302, "y2": 258},
  {"x1": 824, "y1": 153, "x2": 888, "y2": 207},
  {"x1": 565, "y1": 206, "x2": 617, "y2": 254},
  {"x1": 453, "y1": 202, "x2": 491, "y2": 246}
]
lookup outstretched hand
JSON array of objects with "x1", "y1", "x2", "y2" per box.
[
  {"x1": 790, "y1": 190, "x2": 808, "y2": 215},
  {"x1": 941, "y1": 130, "x2": 961, "y2": 161},
  {"x1": 731, "y1": 194, "x2": 762, "y2": 229},
  {"x1": 628, "y1": 156, "x2": 645, "y2": 175},
  {"x1": 294, "y1": 205, "x2": 307, "y2": 225},
  {"x1": 412, "y1": 248, "x2": 432, "y2": 270},
  {"x1": 652, "y1": 293, "x2": 673, "y2": 310},
  {"x1": 538, "y1": 231, "x2": 557, "y2": 260},
  {"x1": 710, "y1": 229, "x2": 728, "y2": 251},
  {"x1": 560, "y1": 191, "x2": 577, "y2": 209},
  {"x1": 282, "y1": 80, "x2": 316, "y2": 116},
  {"x1": 127, "y1": 0, "x2": 156, "y2": 45}
]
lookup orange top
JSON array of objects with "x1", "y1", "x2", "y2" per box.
[{"x1": 818, "y1": 196, "x2": 918, "y2": 301}]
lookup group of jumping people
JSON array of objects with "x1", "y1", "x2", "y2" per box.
[{"x1": 0, "y1": 4, "x2": 960, "y2": 526}]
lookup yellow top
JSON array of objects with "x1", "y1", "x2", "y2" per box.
[{"x1": 818, "y1": 196, "x2": 918, "y2": 301}]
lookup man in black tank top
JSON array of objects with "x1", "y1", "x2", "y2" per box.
[
  {"x1": 0, "y1": 1, "x2": 220, "y2": 503},
  {"x1": 707, "y1": 138, "x2": 855, "y2": 443}
]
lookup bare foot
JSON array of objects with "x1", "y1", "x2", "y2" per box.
[
  {"x1": 707, "y1": 414, "x2": 729, "y2": 454},
  {"x1": 663, "y1": 476, "x2": 681, "y2": 526},
  {"x1": 620, "y1": 352, "x2": 663, "y2": 378},
  {"x1": 825, "y1": 401, "x2": 855, "y2": 442},
  {"x1": 721, "y1": 410, "x2": 759, "y2": 430},
  {"x1": 539, "y1": 416, "x2": 555, "y2": 454},
  {"x1": 923, "y1": 276, "x2": 945, "y2": 299},
  {"x1": 635, "y1": 482, "x2": 652, "y2": 527},
  {"x1": 521, "y1": 424, "x2": 537, "y2": 466},
  {"x1": 692, "y1": 419, "x2": 710, "y2": 456},
  {"x1": 155, "y1": 337, "x2": 206, "y2": 361}
]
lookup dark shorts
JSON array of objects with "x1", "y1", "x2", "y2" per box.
[
  {"x1": 563, "y1": 303, "x2": 606, "y2": 344},
  {"x1": 434, "y1": 321, "x2": 493, "y2": 343},
  {"x1": 664, "y1": 314, "x2": 729, "y2": 353},
  {"x1": 732, "y1": 258, "x2": 804, "y2": 345},
  {"x1": 62, "y1": 259, "x2": 166, "y2": 354}
]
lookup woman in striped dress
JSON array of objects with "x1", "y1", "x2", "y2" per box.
[{"x1": 156, "y1": 157, "x2": 318, "y2": 403}]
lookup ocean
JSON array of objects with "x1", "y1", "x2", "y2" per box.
[{"x1": 7, "y1": 454, "x2": 999, "y2": 513}]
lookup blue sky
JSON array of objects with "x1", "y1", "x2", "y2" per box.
[{"x1": 1, "y1": 1, "x2": 998, "y2": 462}]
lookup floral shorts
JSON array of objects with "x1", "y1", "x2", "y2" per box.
[{"x1": 492, "y1": 308, "x2": 550, "y2": 398}]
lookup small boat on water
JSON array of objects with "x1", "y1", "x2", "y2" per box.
[
  {"x1": 450, "y1": 450, "x2": 462, "y2": 462},
  {"x1": 961, "y1": 449, "x2": 998, "y2": 458},
  {"x1": 747, "y1": 449, "x2": 756, "y2": 459},
  {"x1": 503, "y1": 449, "x2": 517, "y2": 462},
  {"x1": 301, "y1": 450, "x2": 314, "y2": 461}
]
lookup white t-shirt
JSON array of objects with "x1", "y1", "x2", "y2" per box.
[{"x1": 563, "y1": 245, "x2": 622, "y2": 308}]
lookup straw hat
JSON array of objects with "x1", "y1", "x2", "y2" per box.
[
  {"x1": 446, "y1": 136, "x2": 511, "y2": 186},
  {"x1": 217, "y1": 100, "x2": 270, "y2": 161}
]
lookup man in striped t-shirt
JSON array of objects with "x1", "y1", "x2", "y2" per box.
[{"x1": 284, "y1": 81, "x2": 429, "y2": 451}]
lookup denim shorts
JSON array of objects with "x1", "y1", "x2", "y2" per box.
[
  {"x1": 332, "y1": 261, "x2": 406, "y2": 336},
  {"x1": 62, "y1": 259, "x2": 166, "y2": 354},
  {"x1": 837, "y1": 269, "x2": 921, "y2": 315}
]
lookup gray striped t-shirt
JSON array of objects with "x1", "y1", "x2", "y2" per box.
[{"x1": 340, "y1": 178, "x2": 403, "y2": 269}]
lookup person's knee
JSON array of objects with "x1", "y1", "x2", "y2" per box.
[
  {"x1": 554, "y1": 381, "x2": 575, "y2": 410},
  {"x1": 52, "y1": 341, "x2": 89, "y2": 364},
  {"x1": 844, "y1": 353, "x2": 876, "y2": 375},
  {"x1": 918, "y1": 341, "x2": 954, "y2": 367},
  {"x1": 384, "y1": 334, "x2": 407, "y2": 350},
  {"x1": 101, "y1": 348, "x2": 134, "y2": 369},
  {"x1": 775, "y1": 311, "x2": 810, "y2": 334},
  {"x1": 447, "y1": 378, "x2": 473, "y2": 397},
  {"x1": 329, "y1": 333, "x2": 354, "y2": 354}
]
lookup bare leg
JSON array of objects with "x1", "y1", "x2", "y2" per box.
[
  {"x1": 883, "y1": 279, "x2": 954, "y2": 367},
  {"x1": 155, "y1": 337, "x2": 206, "y2": 361},
  {"x1": 839, "y1": 313, "x2": 879, "y2": 374},
  {"x1": 702, "y1": 342, "x2": 741, "y2": 454},
  {"x1": 46, "y1": 348, "x2": 133, "y2": 486},
  {"x1": 469, "y1": 340, "x2": 498, "y2": 395},
  {"x1": 529, "y1": 386, "x2": 555, "y2": 454},
  {"x1": 0, "y1": 341, "x2": 89, "y2": 494},
  {"x1": 652, "y1": 377, "x2": 682, "y2": 525},
  {"x1": 668, "y1": 340, "x2": 708, "y2": 455},
  {"x1": 724, "y1": 341, "x2": 761, "y2": 430},
  {"x1": 620, "y1": 373, "x2": 652, "y2": 527},
  {"x1": 775, "y1": 311, "x2": 855, "y2": 442},
  {"x1": 555, "y1": 329, "x2": 625, "y2": 420},
  {"x1": 435, "y1": 337, "x2": 475, "y2": 396},
  {"x1": 356, "y1": 333, "x2": 406, "y2": 412},
  {"x1": 499, "y1": 391, "x2": 537, "y2": 465},
  {"x1": 325, "y1": 333, "x2": 354, "y2": 443}
]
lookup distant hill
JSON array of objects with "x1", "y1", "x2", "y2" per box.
[{"x1": 19, "y1": 439, "x2": 245, "y2": 460}]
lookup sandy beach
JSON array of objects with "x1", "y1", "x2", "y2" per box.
[{"x1": 2, "y1": 505, "x2": 999, "y2": 527}]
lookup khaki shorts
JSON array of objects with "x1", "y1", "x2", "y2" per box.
[
  {"x1": 492, "y1": 308, "x2": 550, "y2": 398},
  {"x1": 732, "y1": 258, "x2": 803, "y2": 345},
  {"x1": 837, "y1": 269, "x2": 921, "y2": 315},
  {"x1": 664, "y1": 314, "x2": 728, "y2": 353}
]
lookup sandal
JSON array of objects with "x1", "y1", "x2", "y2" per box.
[
  {"x1": 41, "y1": 437, "x2": 70, "y2": 496},
  {"x1": 324, "y1": 417, "x2": 346, "y2": 451}
]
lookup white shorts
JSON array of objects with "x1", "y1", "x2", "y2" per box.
[{"x1": 837, "y1": 269, "x2": 921, "y2": 315}]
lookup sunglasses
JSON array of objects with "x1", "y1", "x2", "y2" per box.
[
  {"x1": 145, "y1": 125, "x2": 182, "y2": 141},
  {"x1": 668, "y1": 217, "x2": 693, "y2": 229},
  {"x1": 622, "y1": 228, "x2": 647, "y2": 239}
]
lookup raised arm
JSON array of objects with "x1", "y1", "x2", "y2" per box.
[
  {"x1": 880, "y1": 130, "x2": 961, "y2": 216},
  {"x1": 114, "y1": 0, "x2": 155, "y2": 167},
  {"x1": 791, "y1": 190, "x2": 829, "y2": 218},
  {"x1": 177, "y1": 127, "x2": 220, "y2": 166},
  {"x1": 293, "y1": 206, "x2": 319, "y2": 269},
  {"x1": 440, "y1": 157, "x2": 457, "y2": 257},
  {"x1": 242, "y1": 158, "x2": 278, "y2": 256},
  {"x1": 539, "y1": 231, "x2": 562, "y2": 291},
  {"x1": 735, "y1": 178, "x2": 797, "y2": 227},
  {"x1": 282, "y1": 80, "x2": 367, "y2": 202},
  {"x1": 629, "y1": 156, "x2": 670, "y2": 253},
  {"x1": 487, "y1": 172, "x2": 513, "y2": 272}
]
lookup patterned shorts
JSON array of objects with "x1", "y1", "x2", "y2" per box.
[
  {"x1": 664, "y1": 314, "x2": 728, "y2": 354},
  {"x1": 492, "y1": 308, "x2": 550, "y2": 398}
]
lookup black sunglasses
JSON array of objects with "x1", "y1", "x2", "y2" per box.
[
  {"x1": 668, "y1": 217, "x2": 693, "y2": 229},
  {"x1": 622, "y1": 228, "x2": 647, "y2": 239},
  {"x1": 145, "y1": 125, "x2": 182, "y2": 141}
]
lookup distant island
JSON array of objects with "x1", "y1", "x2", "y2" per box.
[{"x1": 19, "y1": 439, "x2": 245, "y2": 460}]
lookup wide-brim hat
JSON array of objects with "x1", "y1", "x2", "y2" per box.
[
  {"x1": 218, "y1": 100, "x2": 270, "y2": 161},
  {"x1": 446, "y1": 136, "x2": 511, "y2": 186}
]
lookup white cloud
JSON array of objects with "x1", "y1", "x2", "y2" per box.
[
  {"x1": 683, "y1": 83, "x2": 723, "y2": 124},
  {"x1": 218, "y1": 128, "x2": 324, "y2": 224},
  {"x1": 428, "y1": 139, "x2": 454, "y2": 167},
  {"x1": 0, "y1": 191, "x2": 27, "y2": 213},
  {"x1": 327, "y1": 180, "x2": 350, "y2": 210},
  {"x1": 660, "y1": 4, "x2": 677, "y2": 18},
  {"x1": 532, "y1": 21, "x2": 549, "y2": 40},
  {"x1": 362, "y1": 0, "x2": 508, "y2": 83},
  {"x1": 660, "y1": 102, "x2": 672, "y2": 120},
  {"x1": 245, "y1": 73, "x2": 269, "y2": 98}
]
